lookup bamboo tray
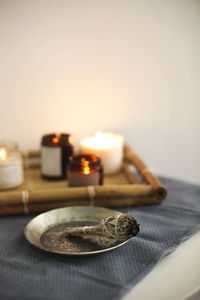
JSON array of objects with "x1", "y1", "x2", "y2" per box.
[{"x1": 0, "y1": 145, "x2": 167, "y2": 216}]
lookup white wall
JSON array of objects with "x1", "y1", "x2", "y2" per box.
[{"x1": 0, "y1": 0, "x2": 199, "y2": 183}]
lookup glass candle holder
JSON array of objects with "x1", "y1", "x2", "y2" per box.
[
  {"x1": 41, "y1": 133, "x2": 74, "y2": 180},
  {"x1": 67, "y1": 154, "x2": 103, "y2": 187},
  {"x1": 0, "y1": 141, "x2": 24, "y2": 190}
]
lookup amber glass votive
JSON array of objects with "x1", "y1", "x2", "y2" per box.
[
  {"x1": 41, "y1": 133, "x2": 74, "y2": 180},
  {"x1": 67, "y1": 154, "x2": 103, "y2": 187}
]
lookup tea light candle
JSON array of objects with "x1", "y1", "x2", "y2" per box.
[
  {"x1": 67, "y1": 154, "x2": 103, "y2": 187},
  {"x1": 41, "y1": 133, "x2": 74, "y2": 180},
  {"x1": 0, "y1": 141, "x2": 24, "y2": 190},
  {"x1": 80, "y1": 131, "x2": 124, "y2": 174}
]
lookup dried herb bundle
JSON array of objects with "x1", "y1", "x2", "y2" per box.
[{"x1": 64, "y1": 214, "x2": 140, "y2": 240}]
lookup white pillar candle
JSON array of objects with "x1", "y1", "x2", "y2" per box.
[
  {"x1": 80, "y1": 131, "x2": 124, "y2": 174},
  {"x1": 0, "y1": 142, "x2": 24, "y2": 190}
]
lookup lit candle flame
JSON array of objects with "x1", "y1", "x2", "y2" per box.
[
  {"x1": 69, "y1": 135, "x2": 74, "y2": 145},
  {"x1": 96, "y1": 130, "x2": 104, "y2": 139},
  {"x1": 52, "y1": 133, "x2": 61, "y2": 144},
  {"x1": 81, "y1": 158, "x2": 90, "y2": 174},
  {"x1": 52, "y1": 137, "x2": 59, "y2": 144},
  {"x1": 94, "y1": 131, "x2": 107, "y2": 148},
  {"x1": 0, "y1": 148, "x2": 7, "y2": 160}
]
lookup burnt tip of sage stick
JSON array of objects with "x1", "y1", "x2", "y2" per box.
[
  {"x1": 112, "y1": 215, "x2": 140, "y2": 239},
  {"x1": 129, "y1": 216, "x2": 140, "y2": 237}
]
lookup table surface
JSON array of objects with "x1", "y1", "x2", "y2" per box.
[
  {"x1": 123, "y1": 231, "x2": 200, "y2": 300},
  {"x1": 0, "y1": 176, "x2": 199, "y2": 300}
]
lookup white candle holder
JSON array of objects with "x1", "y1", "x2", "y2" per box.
[
  {"x1": 80, "y1": 131, "x2": 124, "y2": 174},
  {"x1": 0, "y1": 141, "x2": 24, "y2": 190}
]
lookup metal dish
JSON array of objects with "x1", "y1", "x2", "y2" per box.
[{"x1": 24, "y1": 206, "x2": 130, "y2": 255}]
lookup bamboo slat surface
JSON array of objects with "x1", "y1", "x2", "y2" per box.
[{"x1": 0, "y1": 146, "x2": 167, "y2": 215}]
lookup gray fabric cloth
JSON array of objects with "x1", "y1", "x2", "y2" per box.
[{"x1": 0, "y1": 177, "x2": 200, "y2": 300}]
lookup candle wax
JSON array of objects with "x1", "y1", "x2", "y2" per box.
[{"x1": 80, "y1": 132, "x2": 124, "y2": 174}]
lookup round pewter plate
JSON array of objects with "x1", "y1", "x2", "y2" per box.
[{"x1": 24, "y1": 206, "x2": 129, "y2": 255}]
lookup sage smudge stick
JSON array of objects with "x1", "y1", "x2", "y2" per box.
[{"x1": 64, "y1": 214, "x2": 140, "y2": 240}]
